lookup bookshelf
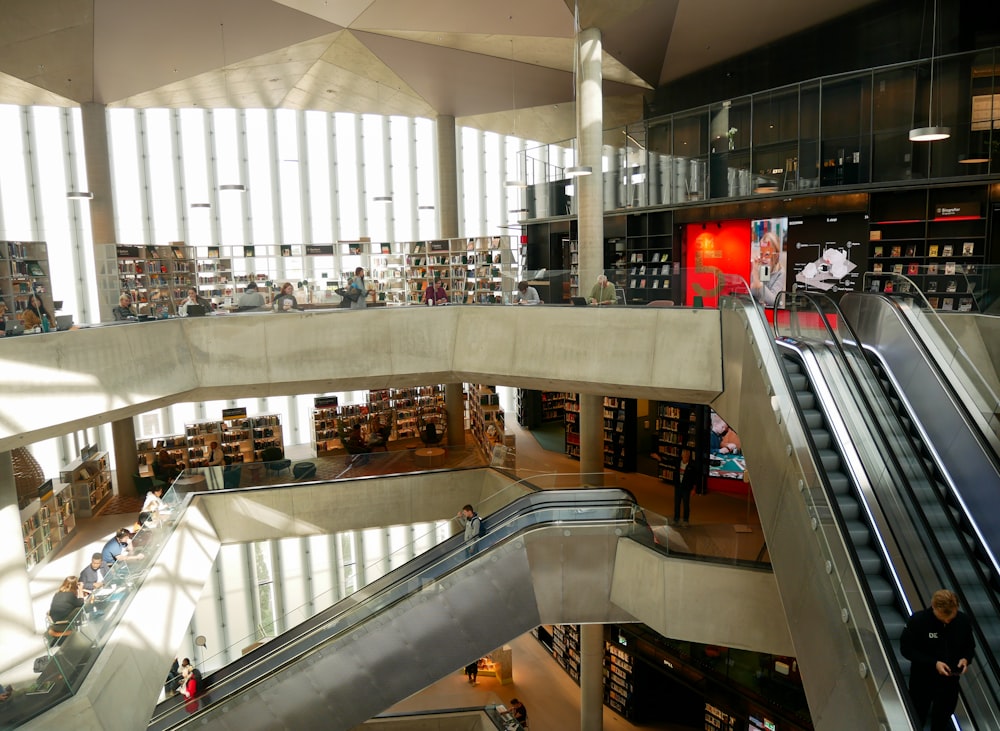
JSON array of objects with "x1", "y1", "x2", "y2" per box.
[
  {"x1": 468, "y1": 384, "x2": 504, "y2": 460},
  {"x1": 136, "y1": 434, "x2": 189, "y2": 476},
  {"x1": 60, "y1": 450, "x2": 113, "y2": 518},
  {"x1": 0, "y1": 240, "x2": 54, "y2": 319},
  {"x1": 368, "y1": 244, "x2": 407, "y2": 305},
  {"x1": 97, "y1": 244, "x2": 195, "y2": 317},
  {"x1": 603, "y1": 397, "x2": 637, "y2": 472},
  {"x1": 564, "y1": 393, "x2": 580, "y2": 459},
  {"x1": 22, "y1": 480, "x2": 78, "y2": 571},
  {"x1": 867, "y1": 186, "x2": 988, "y2": 311},
  {"x1": 604, "y1": 641, "x2": 636, "y2": 719},
  {"x1": 312, "y1": 399, "x2": 341, "y2": 457},
  {"x1": 219, "y1": 413, "x2": 255, "y2": 464},
  {"x1": 550, "y1": 624, "x2": 581, "y2": 683},
  {"x1": 654, "y1": 402, "x2": 705, "y2": 485},
  {"x1": 185, "y1": 420, "x2": 224, "y2": 468},
  {"x1": 251, "y1": 414, "x2": 284, "y2": 461}
]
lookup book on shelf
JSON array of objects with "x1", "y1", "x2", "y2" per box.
[
  {"x1": 928, "y1": 244, "x2": 939, "y2": 257},
  {"x1": 941, "y1": 297, "x2": 954, "y2": 310},
  {"x1": 27, "y1": 262, "x2": 45, "y2": 276},
  {"x1": 942, "y1": 244, "x2": 953, "y2": 257},
  {"x1": 927, "y1": 296, "x2": 940, "y2": 308},
  {"x1": 243, "y1": 246, "x2": 255, "y2": 257},
  {"x1": 639, "y1": 278, "x2": 647, "y2": 288},
  {"x1": 958, "y1": 297, "x2": 973, "y2": 312},
  {"x1": 870, "y1": 230, "x2": 882, "y2": 241},
  {"x1": 926, "y1": 280, "x2": 938, "y2": 293},
  {"x1": 905, "y1": 245, "x2": 916, "y2": 257},
  {"x1": 907, "y1": 263, "x2": 919, "y2": 276},
  {"x1": 171, "y1": 246, "x2": 185, "y2": 260},
  {"x1": 892, "y1": 263, "x2": 903, "y2": 274},
  {"x1": 944, "y1": 262, "x2": 956, "y2": 275},
  {"x1": 381, "y1": 243, "x2": 391, "y2": 254},
  {"x1": 890, "y1": 246, "x2": 901, "y2": 257},
  {"x1": 280, "y1": 245, "x2": 292, "y2": 257},
  {"x1": 927, "y1": 263, "x2": 939, "y2": 275},
  {"x1": 884, "y1": 281, "x2": 894, "y2": 293},
  {"x1": 872, "y1": 262, "x2": 882, "y2": 273},
  {"x1": 962, "y1": 242, "x2": 975, "y2": 256},
  {"x1": 873, "y1": 246, "x2": 883, "y2": 257},
  {"x1": 945, "y1": 279, "x2": 957, "y2": 293}
]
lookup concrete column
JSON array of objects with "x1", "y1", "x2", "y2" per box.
[
  {"x1": 445, "y1": 383, "x2": 466, "y2": 447},
  {"x1": 80, "y1": 103, "x2": 118, "y2": 323},
  {"x1": 436, "y1": 115, "x2": 459, "y2": 239},
  {"x1": 111, "y1": 418, "x2": 138, "y2": 498},
  {"x1": 580, "y1": 623, "x2": 605, "y2": 731},
  {"x1": 579, "y1": 393, "x2": 604, "y2": 487},
  {"x1": 0, "y1": 451, "x2": 43, "y2": 677},
  {"x1": 576, "y1": 27, "x2": 604, "y2": 295}
]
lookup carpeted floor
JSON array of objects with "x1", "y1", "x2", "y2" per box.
[
  {"x1": 98, "y1": 495, "x2": 144, "y2": 516},
  {"x1": 529, "y1": 420, "x2": 566, "y2": 454}
]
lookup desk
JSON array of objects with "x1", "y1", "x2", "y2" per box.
[{"x1": 413, "y1": 447, "x2": 446, "y2": 468}]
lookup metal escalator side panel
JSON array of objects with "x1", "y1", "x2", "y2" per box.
[{"x1": 716, "y1": 300, "x2": 911, "y2": 731}]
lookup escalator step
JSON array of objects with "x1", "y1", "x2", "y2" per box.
[
  {"x1": 855, "y1": 547, "x2": 883, "y2": 573},
  {"x1": 810, "y1": 431, "x2": 831, "y2": 450},
  {"x1": 834, "y1": 494, "x2": 860, "y2": 521},
  {"x1": 866, "y1": 576, "x2": 895, "y2": 605},
  {"x1": 818, "y1": 449, "x2": 840, "y2": 472},
  {"x1": 802, "y1": 409, "x2": 823, "y2": 429},
  {"x1": 782, "y1": 359, "x2": 801, "y2": 374},
  {"x1": 847, "y1": 523, "x2": 871, "y2": 547},
  {"x1": 787, "y1": 373, "x2": 807, "y2": 390},
  {"x1": 826, "y1": 473, "x2": 850, "y2": 494},
  {"x1": 795, "y1": 391, "x2": 816, "y2": 410}
]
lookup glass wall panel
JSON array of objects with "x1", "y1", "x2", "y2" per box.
[
  {"x1": 871, "y1": 66, "x2": 918, "y2": 183},
  {"x1": 961, "y1": 49, "x2": 999, "y2": 175},
  {"x1": 709, "y1": 97, "x2": 750, "y2": 199},
  {"x1": 928, "y1": 53, "x2": 977, "y2": 179},
  {"x1": 672, "y1": 109, "x2": 708, "y2": 201},
  {"x1": 820, "y1": 72, "x2": 872, "y2": 187},
  {"x1": 799, "y1": 81, "x2": 821, "y2": 189},
  {"x1": 751, "y1": 87, "x2": 799, "y2": 193},
  {"x1": 646, "y1": 118, "x2": 674, "y2": 206}
]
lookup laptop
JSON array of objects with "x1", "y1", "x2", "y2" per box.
[
  {"x1": 4, "y1": 319, "x2": 24, "y2": 336},
  {"x1": 186, "y1": 304, "x2": 207, "y2": 317},
  {"x1": 56, "y1": 314, "x2": 74, "y2": 331},
  {"x1": 570, "y1": 297, "x2": 588, "y2": 307}
]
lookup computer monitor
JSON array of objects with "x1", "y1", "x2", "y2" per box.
[{"x1": 570, "y1": 297, "x2": 588, "y2": 307}]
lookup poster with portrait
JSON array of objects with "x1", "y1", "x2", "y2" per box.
[
  {"x1": 750, "y1": 218, "x2": 788, "y2": 307},
  {"x1": 709, "y1": 410, "x2": 745, "y2": 480}
]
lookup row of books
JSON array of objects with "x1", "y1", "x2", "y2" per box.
[{"x1": 873, "y1": 242, "x2": 976, "y2": 257}]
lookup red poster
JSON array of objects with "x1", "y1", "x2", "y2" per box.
[{"x1": 681, "y1": 221, "x2": 751, "y2": 306}]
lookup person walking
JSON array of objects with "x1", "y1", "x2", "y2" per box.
[
  {"x1": 673, "y1": 447, "x2": 699, "y2": 527},
  {"x1": 901, "y1": 589, "x2": 975, "y2": 730},
  {"x1": 456, "y1": 504, "x2": 482, "y2": 557},
  {"x1": 465, "y1": 659, "x2": 479, "y2": 685}
]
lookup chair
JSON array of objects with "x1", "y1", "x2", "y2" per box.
[
  {"x1": 646, "y1": 299, "x2": 675, "y2": 307},
  {"x1": 420, "y1": 422, "x2": 444, "y2": 447},
  {"x1": 222, "y1": 464, "x2": 242, "y2": 489},
  {"x1": 260, "y1": 446, "x2": 291, "y2": 476},
  {"x1": 615, "y1": 286, "x2": 627, "y2": 305},
  {"x1": 292, "y1": 462, "x2": 317, "y2": 480},
  {"x1": 45, "y1": 613, "x2": 72, "y2": 647},
  {"x1": 133, "y1": 473, "x2": 166, "y2": 495}
]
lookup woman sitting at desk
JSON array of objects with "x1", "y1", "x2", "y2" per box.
[
  {"x1": 153, "y1": 449, "x2": 181, "y2": 483},
  {"x1": 272, "y1": 282, "x2": 301, "y2": 312},
  {"x1": 178, "y1": 287, "x2": 211, "y2": 316},
  {"x1": 423, "y1": 279, "x2": 448, "y2": 306},
  {"x1": 20, "y1": 293, "x2": 51, "y2": 330},
  {"x1": 48, "y1": 576, "x2": 85, "y2": 642}
]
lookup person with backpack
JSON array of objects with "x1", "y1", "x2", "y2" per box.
[{"x1": 456, "y1": 504, "x2": 482, "y2": 556}]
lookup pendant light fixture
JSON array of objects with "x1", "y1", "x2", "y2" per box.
[{"x1": 910, "y1": 0, "x2": 950, "y2": 142}]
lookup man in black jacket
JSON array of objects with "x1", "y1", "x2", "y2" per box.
[
  {"x1": 673, "y1": 447, "x2": 700, "y2": 527},
  {"x1": 900, "y1": 589, "x2": 975, "y2": 730}
]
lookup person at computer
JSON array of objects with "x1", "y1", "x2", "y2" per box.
[
  {"x1": 20, "y1": 293, "x2": 51, "y2": 329},
  {"x1": 48, "y1": 576, "x2": 85, "y2": 628},
  {"x1": 206, "y1": 440, "x2": 225, "y2": 467},
  {"x1": 272, "y1": 282, "x2": 301, "y2": 312},
  {"x1": 423, "y1": 279, "x2": 448, "y2": 306},
  {"x1": 179, "y1": 287, "x2": 211, "y2": 316},
  {"x1": 101, "y1": 527, "x2": 145, "y2": 568},
  {"x1": 112, "y1": 293, "x2": 137, "y2": 321},
  {"x1": 513, "y1": 281, "x2": 540, "y2": 305},
  {"x1": 588, "y1": 274, "x2": 616, "y2": 306},
  {"x1": 79, "y1": 553, "x2": 107, "y2": 594},
  {"x1": 236, "y1": 281, "x2": 265, "y2": 311},
  {"x1": 154, "y1": 449, "x2": 181, "y2": 483}
]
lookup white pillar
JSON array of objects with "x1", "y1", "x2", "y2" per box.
[
  {"x1": 576, "y1": 27, "x2": 606, "y2": 489},
  {"x1": 0, "y1": 451, "x2": 44, "y2": 680},
  {"x1": 436, "y1": 115, "x2": 458, "y2": 239},
  {"x1": 80, "y1": 103, "x2": 117, "y2": 323}
]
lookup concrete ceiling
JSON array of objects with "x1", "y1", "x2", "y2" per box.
[{"x1": 0, "y1": 0, "x2": 876, "y2": 142}]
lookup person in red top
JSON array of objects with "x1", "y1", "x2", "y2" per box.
[{"x1": 423, "y1": 279, "x2": 448, "y2": 305}]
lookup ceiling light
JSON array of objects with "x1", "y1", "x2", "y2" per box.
[
  {"x1": 909, "y1": 0, "x2": 950, "y2": 143},
  {"x1": 373, "y1": 196, "x2": 392, "y2": 203},
  {"x1": 418, "y1": 205, "x2": 435, "y2": 210},
  {"x1": 190, "y1": 202, "x2": 211, "y2": 208},
  {"x1": 66, "y1": 191, "x2": 93, "y2": 200},
  {"x1": 508, "y1": 208, "x2": 529, "y2": 214},
  {"x1": 219, "y1": 184, "x2": 246, "y2": 192},
  {"x1": 505, "y1": 179, "x2": 528, "y2": 188},
  {"x1": 566, "y1": 165, "x2": 593, "y2": 178}
]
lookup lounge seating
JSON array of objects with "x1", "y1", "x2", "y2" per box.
[
  {"x1": 292, "y1": 462, "x2": 317, "y2": 480},
  {"x1": 260, "y1": 446, "x2": 291, "y2": 476},
  {"x1": 222, "y1": 464, "x2": 242, "y2": 489}
]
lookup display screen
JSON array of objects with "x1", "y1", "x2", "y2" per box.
[{"x1": 709, "y1": 409, "x2": 745, "y2": 480}]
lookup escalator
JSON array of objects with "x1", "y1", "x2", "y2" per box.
[
  {"x1": 148, "y1": 489, "x2": 640, "y2": 731},
  {"x1": 774, "y1": 293, "x2": 1000, "y2": 729}
]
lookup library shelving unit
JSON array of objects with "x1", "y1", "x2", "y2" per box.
[
  {"x1": 389, "y1": 385, "x2": 446, "y2": 440},
  {"x1": 194, "y1": 247, "x2": 233, "y2": 301},
  {"x1": 654, "y1": 402, "x2": 706, "y2": 487},
  {"x1": 405, "y1": 240, "x2": 456, "y2": 304},
  {"x1": 311, "y1": 397, "x2": 341, "y2": 456},
  {"x1": 60, "y1": 450, "x2": 113, "y2": 518},
  {"x1": 550, "y1": 624, "x2": 581, "y2": 683},
  {"x1": 0, "y1": 240, "x2": 54, "y2": 318},
  {"x1": 624, "y1": 211, "x2": 673, "y2": 305},
  {"x1": 136, "y1": 434, "x2": 188, "y2": 476},
  {"x1": 368, "y1": 243, "x2": 407, "y2": 305},
  {"x1": 468, "y1": 384, "x2": 505, "y2": 460},
  {"x1": 567, "y1": 239, "x2": 580, "y2": 297},
  {"x1": 464, "y1": 237, "x2": 508, "y2": 304},
  {"x1": 603, "y1": 397, "x2": 637, "y2": 472},
  {"x1": 22, "y1": 480, "x2": 77, "y2": 571},
  {"x1": 220, "y1": 412, "x2": 255, "y2": 464},
  {"x1": 564, "y1": 393, "x2": 580, "y2": 459},
  {"x1": 867, "y1": 185, "x2": 988, "y2": 311},
  {"x1": 98, "y1": 244, "x2": 195, "y2": 316},
  {"x1": 541, "y1": 392, "x2": 570, "y2": 422},
  {"x1": 251, "y1": 414, "x2": 284, "y2": 461},
  {"x1": 515, "y1": 389, "x2": 541, "y2": 429},
  {"x1": 604, "y1": 640, "x2": 636, "y2": 719},
  {"x1": 185, "y1": 420, "x2": 224, "y2": 468}
]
